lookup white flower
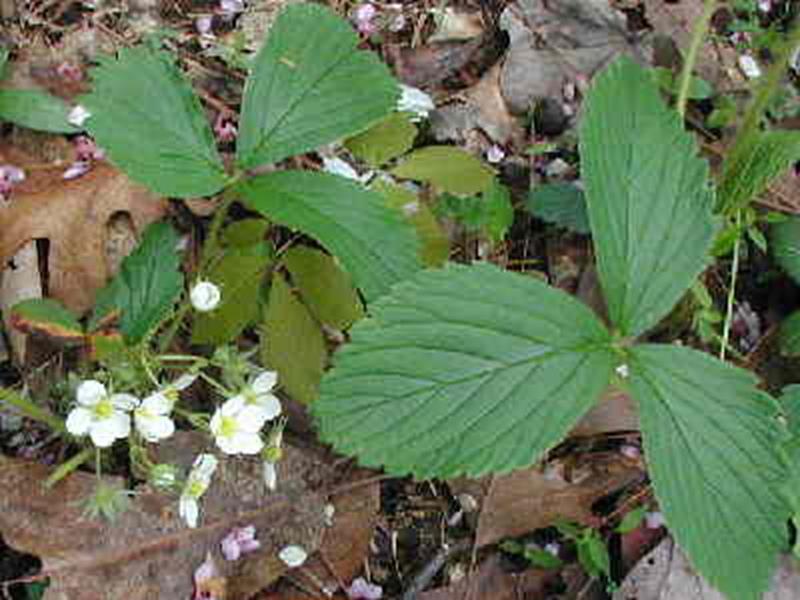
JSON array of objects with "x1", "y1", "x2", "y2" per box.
[
  {"x1": 65, "y1": 380, "x2": 136, "y2": 448},
  {"x1": 210, "y1": 397, "x2": 269, "y2": 455},
  {"x1": 615, "y1": 364, "x2": 629, "y2": 379},
  {"x1": 134, "y1": 374, "x2": 195, "y2": 442},
  {"x1": 179, "y1": 454, "x2": 218, "y2": 528},
  {"x1": 190, "y1": 280, "x2": 221, "y2": 312},
  {"x1": 279, "y1": 545, "x2": 308, "y2": 568},
  {"x1": 68, "y1": 104, "x2": 91, "y2": 127},
  {"x1": 231, "y1": 371, "x2": 282, "y2": 420},
  {"x1": 397, "y1": 84, "x2": 435, "y2": 121},
  {"x1": 263, "y1": 461, "x2": 277, "y2": 491}
]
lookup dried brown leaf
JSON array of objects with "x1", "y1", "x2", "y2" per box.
[
  {"x1": 0, "y1": 433, "x2": 330, "y2": 600},
  {"x1": 0, "y1": 158, "x2": 167, "y2": 314}
]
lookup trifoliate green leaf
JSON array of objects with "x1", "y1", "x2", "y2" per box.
[
  {"x1": 191, "y1": 244, "x2": 272, "y2": 345},
  {"x1": 261, "y1": 273, "x2": 327, "y2": 405},
  {"x1": 89, "y1": 222, "x2": 183, "y2": 345},
  {"x1": 718, "y1": 130, "x2": 800, "y2": 213},
  {"x1": 283, "y1": 246, "x2": 364, "y2": 330},
  {"x1": 239, "y1": 170, "x2": 420, "y2": 302},
  {"x1": 392, "y1": 146, "x2": 494, "y2": 195},
  {"x1": 771, "y1": 215, "x2": 800, "y2": 284},
  {"x1": 237, "y1": 3, "x2": 398, "y2": 170},
  {"x1": 344, "y1": 112, "x2": 418, "y2": 168},
  {"x1": 527, "y1": 183, "x2": 590, "y2": 234},
  {"x1": 9, "y1": 298, "x2": 84, "y2": 345},
  {"x1": 629, "y1": 344, "x2": 790, "y2": 600},
  {"x1": 580, "y1": 57, "x2": 716, "y2": 338},
  {"x1": 81, "y1": 47, "x2": 228, "y2": 197},
  {"x1": 0, "y1": 90, "x2": 80, "y2": 133},
  {"x1": 374, "y1": 181, "x2": 449, "y2": 267},
  {"x1": 313, "y1": 263, "x2": 616, "y2": 478}
]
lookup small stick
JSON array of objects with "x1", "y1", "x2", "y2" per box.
[{"x1": 400, "y1": 539, "x2": 471, "y2": 600}]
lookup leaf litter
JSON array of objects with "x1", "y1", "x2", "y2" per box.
[{"x1": 2, "y1": 1, "x2": 800, "y2": 599}]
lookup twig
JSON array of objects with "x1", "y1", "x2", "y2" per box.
[{"x1": 400, "y1": 539, "x2": 471, "y2": 600}]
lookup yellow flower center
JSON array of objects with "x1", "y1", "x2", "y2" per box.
[
  {"x1": 220, "y1": 415, "x2": 239, "y2": 438},
  {"x1": 94, "y1": 397, "x2": 114, "y2": 419}
]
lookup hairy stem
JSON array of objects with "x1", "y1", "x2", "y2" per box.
[
  {"x1": 676, "y1": 0, "x2": 717, "y2": 119},
  {"x1": 719, "y1": 210, "x2": 742, "y2": 362}
]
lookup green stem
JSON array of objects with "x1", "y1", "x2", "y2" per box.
[
  {"x1": 676, "y1": 0, "x2": 717, "y2": 120},
  {"x1": 45, "y1": 446, "x2": 93, "y2": 488},
  {"x1": 718, "y1": 15, "x2": 800, "y2": 213},
  {"x1": 158, "y1": 188, "x2": 239, "y2": 353},
  {"x1": 719, "y1": 210, "x2": 742, "y2": 362},
  {"x1": 0, "y1": 386, "x2": 65, "y2": 433}
]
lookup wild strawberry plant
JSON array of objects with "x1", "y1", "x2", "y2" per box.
[{"x1": 311, "y1": 58, "x2": 791, "y2": 600}]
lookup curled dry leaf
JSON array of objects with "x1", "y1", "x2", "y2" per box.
[
  {"x1": 430, "y1": 63, "x2": 525, "y2": 147},
  {"x1": 0, "y1": 432, "x2": 329, "y2": 600},
  {"x1": 449, "y1": 452, "x2": 642, "y2": 549},
  {"x1": 0, "y1": 159, "x2": 167, "y2": 314},
  {"x1": 614, "y1": 537, "x2": 800, "y2": 600},
  {"x1": 499, "y1": 0, "x2": 645, "y2": 114}
]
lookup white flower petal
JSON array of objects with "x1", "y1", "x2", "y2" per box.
[
  {"x1": 279, "y1": 545, "x2": 308, "y2": 568},
  {"x1": 256, "y1": 393, "x2": 281, "y2": 421},
  {"x1": 322, "y1": 156, "x2": 361, "y2": 181},
  {"x1": 173, "y1": 373, "x2": 198, "y2": 391},
  {"x1": 89, "y1": 423, "x2": 118, "y2": 447},
  {"x1": 77, "y1": 380, "x2": 106, "y2": 406},
  {"x1": 237, "y1": 405, "x2": 271, "y2": 432},
  {"x1": 192, "y1": 454, "x2": 218, "y2": 479},
  {"x1": 397, "y1": 84, "x2": 435, "y2": 121},
  {"x1": 216, "y1": 433, "x2": 242, "y2": 455},
  {"x1": 111, "y1": 393, "x2": 139, "y2": 411},
  {"x1": 180, "y1": 495, "x2": 199, "y2": 528},
  {"x1": 142, "y1": 393, "x2": 172, "y2": 416},
  {"x1": 263, "y1": 461, "x2": 277, "y2": 491},
  {"x1": 66, "y1": 407, "x2": 93, "y2": 436},
  {"x1": 251, "y1": 371, "x2": 278, "y2": 393},
  {"x1": 222, "y1": 395, "x2": 246, "y2": 415},
  {"x1": 137, "y1": 414, "x2": 175, "y2": 442},
  {"x1": 232, "y1": 431, "x2": 264, "y2": 455}
]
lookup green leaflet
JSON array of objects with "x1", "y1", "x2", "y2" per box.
[
  {"x1": 261, "y1": 272, "x2": 327, "y2": 405},
  {"x1": 526, "y1": 182, "x2": 590, "y2": 234},
  {"x1": 9, "y1": 298, "x2": 84, "y2": 344},
  {"x1": 629, "y1": 344, "x2": 790, "y2": 600},
  {"x1": 89, "y1": 222, "x2": 183, "y2": 345},
  {"x1": 238, "y1": 170, "x2": 420, "y2": 302},
  {"x1": 770, "y1": 215, "x2": 800, "y2": 285},
  {"x1": 344, "y1": 112, "x2": 418, "y2": 168},
  {"x1": 191, "y1": 244, "x2": 272, "y2": 345},
  {"x1": 283, "y1": 246, "x2": 364, "y2": 330},
  {"x1": 392, "y1": 146, "x2": 495, "y2": 195},
  {"x1": 375, "y1": 181, "x2": 449, "y2": 267},
  {"x1": 779, "y1": 310, "x2": 800, "y2": 357},
  {"x1": 236, "y1": 3, "x2": 397, "y2": 170},
  {"x1": 579, "y1": 57, "x2": 715, "y2": 338},
  {"x1": 718, "y1": 130, "x2": 800, "y2": 213},
  {"x1": 0, "y1": 90, "x2": 80, "y2": 133},
  {"x1": 81, "y1": 47, "x2": 228, "y2": 197},
  {"x1": 313, "y1": 263, "x2": 616, "y2": 478}
]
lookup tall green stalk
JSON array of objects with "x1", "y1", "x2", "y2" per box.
[{"x1": 676, "y1": 0, "x2": 717, "y2": 119}]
